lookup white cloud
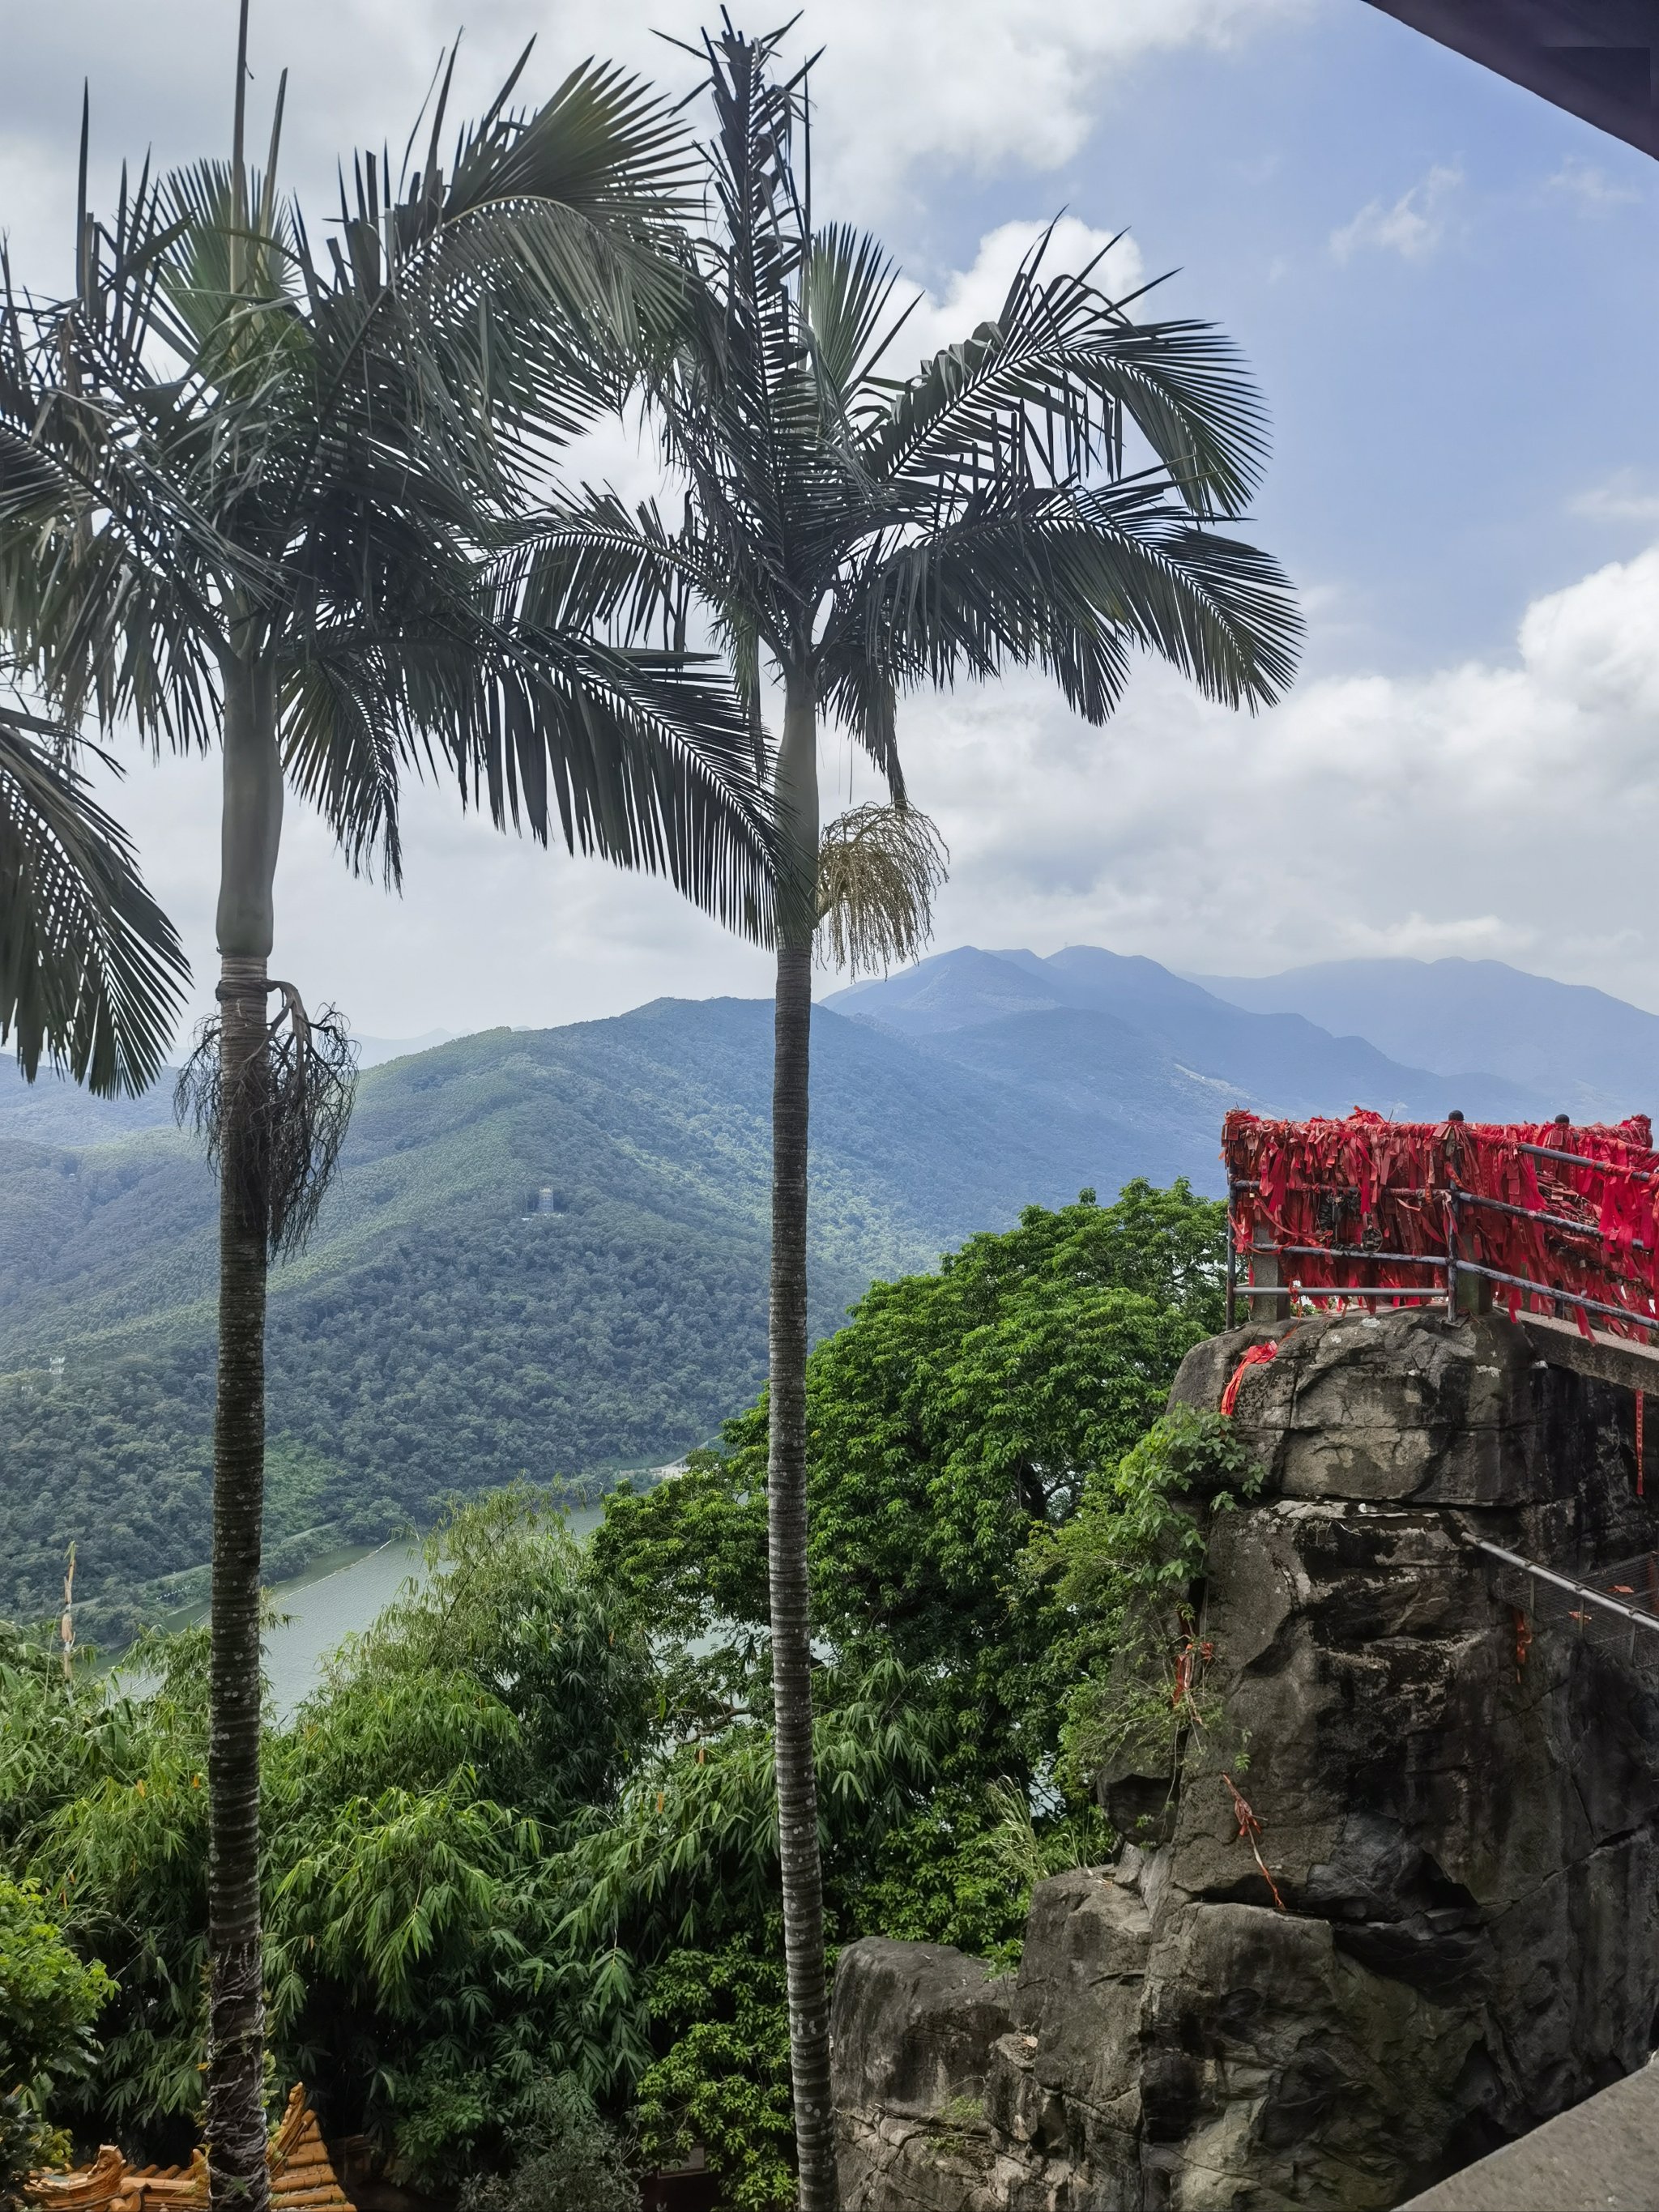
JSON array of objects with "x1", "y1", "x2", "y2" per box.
[
  {"x1": 0, "y1": 0, "x2": 1306, "y2": 292},
  {"x1": 102, "y1": 544, "x2": 1659, "y2": 1038},
  {"x1": 883, "y1": 546, "x2": 1659, "y2": 1010},
  {"x1": 1330, "y1": 164, "x2": 1462, "y2": 263},
  {"x1": 1571, "y1": 472, "x2": 1659, "y2": 525},
  {"x1": 1545, "y1": 158, "x2": 1641, "y2": 215}
]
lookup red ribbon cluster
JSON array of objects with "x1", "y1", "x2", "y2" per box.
[{"x1": 1224, "y1": 1107, "x2": 1659, "y2": 1338}]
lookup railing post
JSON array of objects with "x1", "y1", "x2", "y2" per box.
[
  {"x1": 1444, "y1": 1177, "x2": 1492, "y2": 1322},
  {"x1": 1248, "y1": 1220, "x2": 1290, "y2": 1326},
  {"x1": 1226, "y1": 1183, "x2": 1238, "y2": 1329}
]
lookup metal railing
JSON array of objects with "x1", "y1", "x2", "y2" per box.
[
  {"x1": 1224, "y1": 1159, "x2": 1659, "y2": 1342},
  {"x1": 1473, "y1": 1540, "x2": 1659, "y2": 1660}
]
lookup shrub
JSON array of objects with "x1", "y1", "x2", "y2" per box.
[
  {"x1": 0, "y1": 1878, "x2": 113, "y2": 2206},
  {"x1": 455, "y1": 2077, "x2": 633, "y2": 2212},
  {"x1": 1035, "y1": 1408, "x2": 1263, "y2": 1803}
]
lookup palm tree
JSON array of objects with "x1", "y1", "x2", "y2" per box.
[
  {"x1": 1, "y1": 698, "x2": 188, "y2": 1095},
  {"x1": 527, "y1": 24, "x2": 1303, "y2": 2203},
  {"x1": 0, "y1": 21, "x2": 771, "y2": 2210}
]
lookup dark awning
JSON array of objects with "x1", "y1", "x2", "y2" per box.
[{"x1": 1363, "y1": 1, "x2": 1659, "y2": 159}]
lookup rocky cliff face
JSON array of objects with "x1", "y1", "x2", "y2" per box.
[{"x1": 831, "y1": 1309, "x2": 1659, "y2": 2210}]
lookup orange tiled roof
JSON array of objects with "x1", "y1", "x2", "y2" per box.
[{"x1": 26, "y1": 2087, "x2": 354, "y2": 2212}]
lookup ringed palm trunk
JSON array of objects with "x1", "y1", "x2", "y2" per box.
[
  {"x1": 205, "y1": 653, "x2": 281, "y2": 2212},
  {"x1": 767, "y1": 671, "x2": 835, "y2": 2208}
]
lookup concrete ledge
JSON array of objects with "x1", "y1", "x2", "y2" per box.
[
  {"x1": 1397, "y1": 2061, "x2": 1659, "y2": 2210},
  {"x1": 1519, "y1": 1310, "x2": 1659, "y2": 1397}
]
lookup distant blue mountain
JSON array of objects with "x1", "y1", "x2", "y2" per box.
[
  {"x1": 0, "y1": 1031, "x2": 460, "y2": 1147},
  {"x1": 0, "y1": 1061, "x2": 175, "y2": 1145},
  {"x1": 1191, "y1": 957, "x2": 1659, "y2": 1123},
  {"x1": 826, "y1": 945, "x2": 1552, "y2": 1125}
]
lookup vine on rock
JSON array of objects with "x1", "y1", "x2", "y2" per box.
[{"x1": 1033, "y1": 1406, "x2": 1263, "y2": 1820}]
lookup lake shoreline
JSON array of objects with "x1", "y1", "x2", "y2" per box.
[{"x1": 115, "y1": 1501, "x2": 607, "y2": 1718}]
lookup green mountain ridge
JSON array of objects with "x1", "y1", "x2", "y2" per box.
[{"x1": 1, "y1": 996, "x2": 1149, "y2": 1639}]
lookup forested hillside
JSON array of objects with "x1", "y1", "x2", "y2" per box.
[
  {"x1": 0, "y1": 997, "x2": 1164, "y2": 1637},
  {"x1": 1, "y1": 1183, "x2": 1234, "y2": 2208},
  {"x1": 5, "y1": 948, "x2": 1614, "y2": 1641}
]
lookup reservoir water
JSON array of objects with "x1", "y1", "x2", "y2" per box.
[{"x1": 130, "y1": 1502, "x2": 606, "y2": 1719}]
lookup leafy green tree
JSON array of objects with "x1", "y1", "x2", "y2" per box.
[
  {"x1": 846, "y1": 1784, "x2": 1108, "y2": 1973},
  {"x1": 1033, "y1": 1404, "x2": 1263, "y2": 1811},
  {"x1": 0, "y1": 1186, "x2": 1230, "y2": 2202},
  {"x1": 540, "y1": 21, "x2": 1299, "y2": 2185},
  {"x1": 596, "y1": 1181, "x2": 1225, "y2": 1771},
  {"x1": 456, "y1": 2078, "x2": 635, "y2": 2212},
  {"x1": 0, "y1": 1876, "x2": 113, "y2": 2205},
  {"x1": 633, "y1": 1937, "x2": 795, "y2": 2212},
  {"x1": 11, "y1": 1501, "x2": 659, "y2": 2182},
  {"x1": 0, "y1": 22, "x2": 771, "y2": 2204}
]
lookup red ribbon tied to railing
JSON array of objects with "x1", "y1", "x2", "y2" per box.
[{"x1": 1224, "y1": 1109, "x2": 1658, "y2": 1341}]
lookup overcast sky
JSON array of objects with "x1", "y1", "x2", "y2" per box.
[{"x1": 7, "y1": 0, "x2": 1659, "y2": 1036}]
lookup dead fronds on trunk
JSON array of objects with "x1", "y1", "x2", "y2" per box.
[{"x1": 176, "y1": 984, "x2": 358, "y2": 1258}]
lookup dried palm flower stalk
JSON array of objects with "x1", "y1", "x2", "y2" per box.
[{"x1": 816, "y1": 803, "x2": 949, "y2": 978}]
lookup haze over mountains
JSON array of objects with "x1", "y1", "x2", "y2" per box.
[
  {"x1": 826, "y1": 945, "x2": 1563, "y2": 1124},
  {"x1": 1192, "y1": 957, "x2": 1659, "y2": 1123},
  {"x1": 4, "y1": 944, "x2": 1654, "y2": 1637}
]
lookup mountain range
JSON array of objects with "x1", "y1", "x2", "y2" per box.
[
  {"x1": 1191, "y1": 957, "x2": 1659, "y2": 1123},
  {"x1": 4, "y1": 944, "x2": 1654, "y2": 1638},
  {"x1": 825, "y1": 944, "x2": 1553, "y2": 1123}
]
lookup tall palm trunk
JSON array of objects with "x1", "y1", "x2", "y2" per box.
[
  {"x1": 205, "y1": 654, "x2": 280, "y2": 2212},
  {"x1": 767, "y1": 674, "x2": 835, "y2": 2208}
]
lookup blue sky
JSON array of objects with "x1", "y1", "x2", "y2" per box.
[
  {"x1": 6, "y1": 0, "x2": 1659, "y2": 1030},
  {"x1": 931, "y1": 1, "x2": 1659, "y2": 679}
]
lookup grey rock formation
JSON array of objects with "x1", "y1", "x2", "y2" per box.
[{"x1": 833, "y1": 1309, "x2": 1659, "y2": 2210}]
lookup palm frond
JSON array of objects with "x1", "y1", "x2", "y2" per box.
[
  {"x1": 802, "y1": 225, "x2": 902, "y2": 408},
  {"x1": 277, "y1": 556, "x2": 781, "y2": 932},
  {"x1": 507, "y1": 492, "x2": 709, "y2": 650},
  {"x1": 321, "y1": 56, "x2": 703, "y2": 439},
  {"x1": 824, "y1": 478, "x2": 1302, "y2": 725},
  {"x1": 279, "y1": 655, "x2": 408, "y2": 885},
  {"x1": 0, "y1": 711, "x2": 189, "y2": 1094},
  {"x1": 859, "y1": 252, "x2": 1273, "y2": 521},
  {"x1": 484, "y1": 642, "x2": 778, "y2": 943}
]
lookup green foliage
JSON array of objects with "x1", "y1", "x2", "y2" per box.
[
  {"x1": 599, "y1": 1180, "x2": 1225, "y2": 1776},
  {"x1": 591, "y1": 1451, "x2": 767, "y2": 1642},
  {"x1": 3, "y1": 1499, "x2": 660, "y2": 2179},
  {"x1": 0, "y1": 2091, "x2": 56, "y2": 2211},
  {"x1": 0, "y1": 1001, "x2": 1158, "y2": 1639},
  {"x1": 0, "y1": 1877, "x2": 112, "y2": 2099},
  {"x1": 0, "y1": 1180, "x2": 1236, "y2": 2194},
  {"x1": 0, "y1": 1877, "x2": 113, "y2": 2201},
  {"x1": 1037, "y1": 1407, "x2": 1263, "y2": 1802},
  {"x1": 847, "y1": 1786, "x2": 1111, "y2": 1973},
  {"x1": 634, "y1": 1938, "x2": 795, "y2": 2212},
  {"x1": 576, "y1": 1184, "x2": 1224, "y2": 2181},
  {"x1": 454, "y1": 2078, "x2": 635, "y2": 2212}
]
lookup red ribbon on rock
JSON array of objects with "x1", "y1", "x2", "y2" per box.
[{"x1": 1220, "y1": 1340, "x2": 1278, "y2": 1417}]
